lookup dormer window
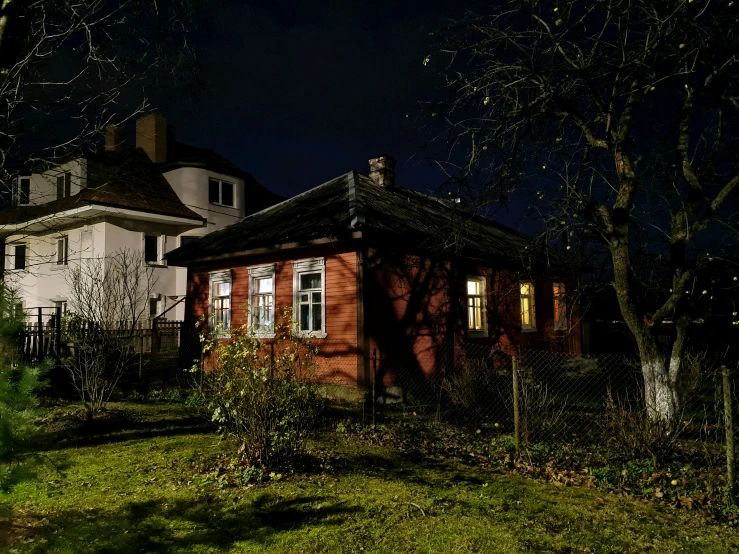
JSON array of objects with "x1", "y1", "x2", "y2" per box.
[{"x1": 209, "y1": 179, "x2": 234, "y2": 207}]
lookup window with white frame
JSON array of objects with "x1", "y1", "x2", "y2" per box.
[
  {"x1": 9, "y1": 244, "x2": 27, "y2": 270},
  {"x1": 249, "y1": 264, "x2": 275, "y2": 336},
  {"x1": 56, "y1": 171, "x2": 71, "y2": 200},
  {"x1": 209, "y1": 270, "x2": 232, "y2": 335},
  {"x1": 208, "y1": 178, "x2": 235, "y2": 207},
  {"x1": 466, "y1": 275, "x2": 487, "y2": 337},
  {"x1": 520, "y1": 281, "x2": 536, "y2": 330},
  {"x1": 53, "y1": 300, "x2": 68, "y2": 315},
  {"x1": 56, "y1": 236, "x2": 68, "y2": 266},
  {"x1": 553, "y1": 283, "x2": 567, "y2": 330},
  {"x1": 293, "y1": 258, "x2": 325, "y2": 336},
  {"x1": 143, "y1": 234, "x2": 165, "y2": 265},
  {"x1": 15, "y1": 178, "x2": 30, "y2": 205}
]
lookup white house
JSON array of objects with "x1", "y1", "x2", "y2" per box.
[{"x1": 0, "y1": 113, "x2": 282, "y2": 322}]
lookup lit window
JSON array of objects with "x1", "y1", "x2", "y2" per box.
[
  {"x1": 143, "y1": 234, "x2": 165, "y2": 264},
  {"x1": 209, "y1": 179, "x2": 235, "y2": 207},
  {"x1": 553, "y1": 283, "x2": 567, "y2": 330},
  {"x1": 56, "y1": 236, "x2": 68, "y2": 266},
  {"x1": 249, "y1": 265, "x2": 275, "y2": 336},
  {"x1": 10, "y1": 244, "x2": 26, "y2": 270},
  {"x1": 209, "y1": 270, "x2": 232, "y2": 335},
  {"x1": 293, "y1": 259, "x2": 325, "y2": 336},
  {"x1": 520, "y1": 281, "x2": 536, "y2": 330},
  {"x1": 15, "y1": 178, "x2": 30, "y2": 205},
  {"x1": 466, "y1": 276, "x2": 486, "y2": 337}
]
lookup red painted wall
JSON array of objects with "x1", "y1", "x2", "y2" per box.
[
  {"x1": 184, "y1": 243, "x2": 581, "y2": 390},
  {"x1": 186, "y1": 245, "x2": 360, "y2": 385}
]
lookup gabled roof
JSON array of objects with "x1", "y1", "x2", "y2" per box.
[
  {"x1": 166, "y1": 171, "x2": 541, "y2": 267},
  {"x1": 0, "y1": 149, "x2": 205, "y2": 227}
]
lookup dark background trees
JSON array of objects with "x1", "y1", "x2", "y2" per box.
[
  {"x1": 0, "y1": 0, "x2": 197, "y2": 197},
  {"x1": 426, "y1": 0, "x2": 739, "y2": 421}
]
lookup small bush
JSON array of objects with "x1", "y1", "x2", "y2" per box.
[
  {"x1": 602, "y1": 389, "x2": 686, "y2": 465},
  {"x1": 197, "y1": 309, "x2": 323, "y2": 469}
]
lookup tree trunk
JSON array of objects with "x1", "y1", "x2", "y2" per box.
[{"x1": 638, "y1": 338, "x2": 680, "y2": 423}]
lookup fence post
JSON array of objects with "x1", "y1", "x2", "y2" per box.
[
  {"x1": 723, "y1": 364, "x2": 735, "y2": 505},
  {"x1": 37, "y1": 307, "x2": 43, "y2": 360},
  {"x1": 54, "y1": 306, "x2": 62, "y2": 359},
  {"x1": 512, "y1": 354, "x2": 521, "y2": 457},
  {"x1": 372, "y1": 348, "x2": 377, "y2": 428}
]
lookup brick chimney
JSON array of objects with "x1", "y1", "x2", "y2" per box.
[
  {"x1": 104, "y1": 123, "x2": 125, "y2": 152},
  {"x1": 136, "y1": 113, "x2": 168, "y2": 163},
  {"x1": 368, "y1": 155, "x2": 397, "y2": 187}
]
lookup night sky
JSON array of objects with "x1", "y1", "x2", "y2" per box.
[{"x1": 149, "y1": 0, "x2": 461, "y2": 200}]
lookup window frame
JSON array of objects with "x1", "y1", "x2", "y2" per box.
[
  {"x1": 553, "y1": 282, "x2": 567, "y2": 331},
  {"x1": 520, "y1": 281, "x2": 537, "y2": 331},
  {"x1": 179, "y1": 235, "x2": 200, "y2": 248},
  {"x1": 209, "y1": 270, "x2": 232, "y2": 337},
  {"x1": 249, "y1": 264, "x2": 276, "y2": 338},
  {"x1": 143, "y1": 233, "x2": 166, "y2": 266},
  {"x1": 292, "y1": 258, "x2": 326, "y2": 338},
  {"x1": 208, "y1": 178, "x2": 235, "y2": 208},
  {"x1": 466, "y1": 275, "x2": 487, "y2": 338},
  {"x1": 16, "y1": 178, "x2": 30, "y2": 205},
  {"x1": 9, "y1": 243, "x2": 27, "y2": 271},
  {"x1": 149, "y1": 295, "x2": 160, "y2": 319},
  {"x1": 55, "y1": 235, "x2": 69, "y2": 267}
]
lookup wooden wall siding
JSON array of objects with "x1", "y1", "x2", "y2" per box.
[
  {"x1": 184, "y1": 246, "x2": 359, "y2": 385},
  {"x1": 364, "y1": 251, "x2": 453, "y2": 390},
  {"x1": 184, "y1": 245, "x2": 581, "y2": 390},
  {"x1": 362, "y1": 251, "x2": 582, "y2": 391}
]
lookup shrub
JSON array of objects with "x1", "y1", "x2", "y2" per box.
[
  {"x1": 602, "y1": 389, "x2": 686, "y2": 465},
  {"x1": 197, "y1": 308, "x2": 323, "y2": 469},
  {"x1": 0, "y1": 287, "x2": 47, "y2": 490}
]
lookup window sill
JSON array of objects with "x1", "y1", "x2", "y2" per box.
[
  {"x1": 297, "y1": 332, "x2": 327, "y2": 339},
  {"x1": 146, "y1": 262, "x2": 168, "y2": 268},
  {"x1": 209, "y1": 201, "x2": 235, "y2": 209},
  {"x1": 251, "y1": 332, "x2": 276, "y2": 339},
  {"x1": 52, "y1": 264, "x2": 68, "y2": 270},
  {"x1": 467, "y1": 330, "x2": 487, "y2": 339},
  {"x1": 521, "y1": 327, "x2": 538, "y2": 333}
]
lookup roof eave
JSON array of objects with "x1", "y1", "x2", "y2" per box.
[{"x1": 167, "y1": 231, "x2": 363, "y2": 266}]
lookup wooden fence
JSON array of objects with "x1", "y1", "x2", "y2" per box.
[{"x1": 18, "y1": 307, "x2": 182, "y2": 362}]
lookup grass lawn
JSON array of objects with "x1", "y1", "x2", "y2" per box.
[{"x1": 1, "y1": 401, "x2": 737, "y2": 553}]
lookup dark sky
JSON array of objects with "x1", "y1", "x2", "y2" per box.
[{"x1": 153, "y1": 0, "x2": 460, "y2": 199}]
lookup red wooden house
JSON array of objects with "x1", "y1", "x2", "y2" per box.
[{"x1": 166, "y1": 156, "x2": 580, "y2": 396}]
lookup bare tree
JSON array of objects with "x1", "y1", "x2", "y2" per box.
[
  {"x1": 0, "y1": 0, "x2": 197, "y2": 196},
  {"x1": 426, "y1": 1, "x2": 739, "y2": 422},
  {"x1": 64, "y1": 247, "x2": 156, "y2": 419}
]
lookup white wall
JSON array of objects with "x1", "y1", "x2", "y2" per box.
[
  {"x1": 163, "y1": 167, "x2": 244, "y2": 234},
  {"x1": 4, "y1": 220, "x2": 190, "y2": 321},
  {"x1": 8, "y1": 161, "x2": 247, "y2": 322},
  {"x1": 21, "y1": 159, "x2": 87, "y2": 206}
]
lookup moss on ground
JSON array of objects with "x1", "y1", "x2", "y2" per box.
[{"x1": 0, "y1": 401, "x2": 737, "y2": 553}]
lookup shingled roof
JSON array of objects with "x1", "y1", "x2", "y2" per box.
[
  {"x1": 0, "y1": 148, "x2": 205, "y2": 226},
  {"x1": 166, "y1": 171, "x2": 540, "y2": 266}
]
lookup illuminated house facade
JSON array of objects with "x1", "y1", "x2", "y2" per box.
[{"x1": 167, "y1": 156, "x2": 581, "y2": 392}]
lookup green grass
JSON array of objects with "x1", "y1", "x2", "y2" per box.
[{"x1": 1, "y1": 401, "x2": 737, "y2": 553}]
